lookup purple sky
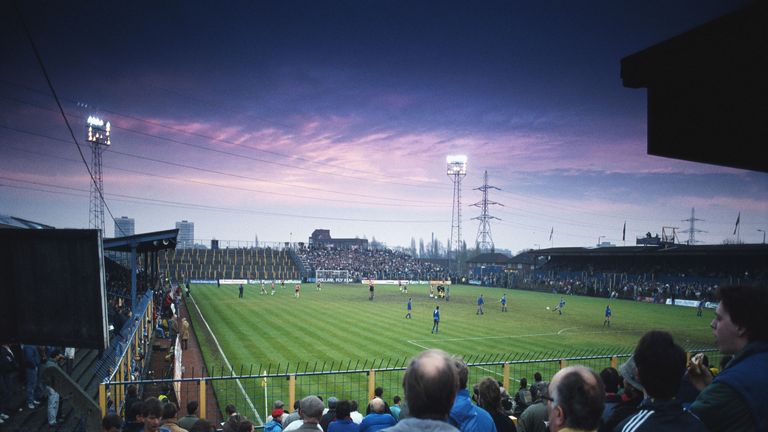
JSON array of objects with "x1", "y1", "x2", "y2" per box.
[{"x1": 1, "y1": 0, "x2": 766, "y2": 253}]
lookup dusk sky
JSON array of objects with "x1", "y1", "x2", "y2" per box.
[{"x1": 2, "y1": 0, "x2": 766, "y2": 254}]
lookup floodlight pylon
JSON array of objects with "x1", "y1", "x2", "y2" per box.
[
  {"x1": 447, "y1": 155, "x2": 467, "y2": 274},
  {"x1": 87, "y1": 116, "x2": 110, "y2": 233}
]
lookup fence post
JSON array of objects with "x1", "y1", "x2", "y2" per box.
[
  {"x1": 686, "y1": 351, "x2": 692, "y2": 364},
  {"x1": 99, "y1": 383, "x2": 108, "y2": 418},
  {"x1": 368, "y1": 369, "x2": 376, "y2": 401},
  {"x1": 611, "y1": 356, "x2": 618, "y2": 369},
  {"x1": 199, "y1": 380, "x2": 207, "y2": 420},
  {"x1": 503, "y1": 363, "x2": 510, "y2": 391},
  {"x1": 559, "y1": 359, "x2": 567, "y2": 369},
  {"x1": 289, "y1": 375, "x2": 296, "y2": 412}
]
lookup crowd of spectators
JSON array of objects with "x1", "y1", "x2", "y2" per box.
[{"x1": 298, "y1": 248, "x2": 446, "y2": 282}]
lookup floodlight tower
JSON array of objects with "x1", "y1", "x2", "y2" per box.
[
  {"x1": 86, "y1": 116, "x2": 111, "y2": 233},
  {"x1": 471, "y1": 170, "x2": 503, "y2": 253},
  {"x1": 446, "y1": 155, "x2": 467, "y2": 274}
]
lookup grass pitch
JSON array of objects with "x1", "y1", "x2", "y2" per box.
[{"x1": 185, "y1": 282, "x2": 716, "y2": 422}]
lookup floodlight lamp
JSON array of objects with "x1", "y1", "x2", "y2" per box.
[
  {"x1": 446, "y1": 155, "x2": 467, "y2": 164},
  {"x1": 87, "y1": 116, "x2": 104, "y2": 126}
]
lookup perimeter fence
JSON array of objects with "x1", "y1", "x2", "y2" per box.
[{"x1": 103, "y1": 345, "x2": 720, "y2": 428}]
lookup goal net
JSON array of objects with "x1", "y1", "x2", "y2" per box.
[{"x1": 315, "y1": 269, "x2": 352, "y2": 283}]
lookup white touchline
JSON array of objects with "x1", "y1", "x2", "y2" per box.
[{"x1": 189, "y1": 294, "x2": 264, "y2": 425}]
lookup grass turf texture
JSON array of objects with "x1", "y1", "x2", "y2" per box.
[{"x1": 185, "y1": 282, "x2": 717, "y2": 422}]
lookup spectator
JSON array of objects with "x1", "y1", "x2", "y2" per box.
[
  {"x1": 102, "y1": 413, "x2": 123, "y2": 432},
  {"x1": 449, "y1": 358, "x2": 496, "y2": 432},
  {"x1": 291, "y1": 395, "x2": 325, "y2": 432},
  {"x1": 321, "y1": 397, "x2": 339, "y2": 431},
  {"x1": 124, "y1": 400, "x2": 145, "y2": 432},
  {"x1": 283, "y1": 400, "x2": 302, "y2": 429},
  {"x1": 476, "y1": 377, "x2": 517, "y2": 432},
  {"x1": 349, "y1": 400, "x2": 364, "y2": 424},
  {"x1": 390, "y1": 396, "x2": 401, "y2": 421},
  {"x1": 264, "y1": 408, "x2": 284, "y2": 432},
  {"x1": 181, "y1": 318, "x2": 190, "y2": 350},
  {"x1": 529, "y1": 372, "x2": 543, "y2": 402},
  {"x1": 382, "y1": 349, "x2": 460, "y2": 432},
  {"x1": 161, "y1": 401, "x2": 188, "y2": 432},
  {"x1": 40, "y1": 349, "x2": 64, "y2": 427},
  {"x1": 0, "y1": 344, "x2": 18, "y2": 424},
  {"x1": 598, "y1": 367, "x2": 620, "y2": 423},
  {"x1": 329, "y1": 400, "x2": 359, "y2": 432},
  {"x1": 142, "y1": 397, "x2": 165, "y2": 432},
  {"x1": 599, "y1": 359, "x2": 643, "y2": 432},
  {"x1": 513, "y1": 378, "x2": 532, "y2": 418},
  {"x1": 178, "y1": 400, "x2": 200, "y2": 430},
  {"x1": 366, "y1": 387, "x2": 391, "y2": 415},
  {"x1": 188, "y1": 419, "x2": 216, "y2": 432},
  {"x1": 688, "y1": 285, "x2": 768, "y2": 432},
  {"x1": 360, "y1": 398, "x2": 396, "y2": 432},
  {"x1": 546, "y1": 366, "x2": 604, "y2": 432},
  {"x1": 124, "y1": 384, "x2": 140, "y2": 420},
  {"x1": 238, "y1": 420, "x2": 255, "y2": 432},
  {"x1": 21, "y1": 344, "x2": 42, "y2": 409},
  {"x1": 516, "y1": 382, "x2": 548, "y2": 432},
  {"x1": 223, "y1": 404, "x2": 246, "y2": 432},
  {"x1": 616, "y1": 331, "x2": 706, "y2": 431}
]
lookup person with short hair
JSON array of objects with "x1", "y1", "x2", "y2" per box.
[
  {"x1": 181, "y1": 317, "x2": 190, "y2": 350},
  {"x1": 405, "y1": 298, "x2": 412, "y2": 319},
  {"x1": 321, "y1": 397, "x2": 339, "y2": 431},
  {"x1": 360, "y1": 398, "x2": 396, "y2": 432},
  {"x1": 102, "y1": 413, "x2": 123, "y2": 432},
  {"x1": 476, "y1": 294, "x2": 485, "y2": 315},
  {"x1": 546, "y1": 366, "x2": 604, "y2": 432},
  {"x1": 449, "y1": 358, "x2": 496, "y2": 432},
  {"x1": 178, "y1": 400, "x2": 200, "y2": 430},
  {"x1": 603, "y1": 305, "x2": 611, "y2": 327},
  {"x1": 223, "y1": 404, "x2": 247, "y2": 432},
  {"x1": 688, "y1": 285, "x2": 768, "y2": 432},
  {"x1": 390, "y1": 396, "x2": 401, "y2": 421},
  {"x1": 615, "y1": 331, "x2": 706, "y2": 431},
  {"x1": 500, "y1": 294, "x2": 507, "y2": 312},
  {"x1": 476, "y1": 377, "x2": 517, "y2": 432},
  {"x1": 598, "y1": 367, "x2": 620, "y2": 423},
  {"x1": 328, "y1": 400, "x2": 359, "y2": 432},
  {"x1": 513, "y1": 378, "x2": 532, "y2": 418},
  {"x1": 142, "y1": 397, "x2": 165, "y2": 432},
  {"x1": 516, "y1": 382, "x2": 548, "y2": 432},
  {"x1": 161, "y1": 401, "x2": 187, "y2": 432},
  {"x1": 381, "y1": 349, "x2": 460, "y2": 432},
  {"x1": 349, "y1": 400, "x2": 364, "y2": 424},
  {"x1": 293, "y1": 396, "x2": 325, "y2": 432},
  {"x1": 239, "y1": 420, "x2": 255, "y2": 432},
  {"x1": 283, "y1": 400, "x2": 303, "y2": 429}
]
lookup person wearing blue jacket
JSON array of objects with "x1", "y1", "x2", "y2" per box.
[
  {"x1": 360, "y1": 398, "x2": 396, "y2": 432},
  {"x1": 449, "y1": 359, "x2": 497, "y2": 432}
]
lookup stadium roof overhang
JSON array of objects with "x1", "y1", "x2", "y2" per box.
[
  {"x1": 620, "y1": 2, "x2": 767, "y2": 173},
  {"x1": 531, "y1": 244, "x2": 768, "y2": 258},
  {"x1": 104, "y1": 229, "x2": 179, "y2": 254}
]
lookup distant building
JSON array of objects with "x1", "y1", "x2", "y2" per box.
[
  {"x1": 308, "y1": 229, "x2": 368, "y2": 250},
  {"x1": 176, "y1": 220, "x2": 195, "y2": 249},
  {"x1": 211, "y1": 239, "x2": 219, "y2": 250},
  {"x1": 114, "y1": 216, "x2": 135, "y2": 237}
]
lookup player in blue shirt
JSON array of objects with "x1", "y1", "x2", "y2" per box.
[
  {"x1": 405, "y1": 298, "x2": 412, "y2": 319},
  {"x1": 476, "y1": 294, "x2": 485, "y2": 315},
  {"x1": 603, "y1": 304, "x2": 612, "y2": 326},
  {"x1": 552, "y1": 297, "x2": 566, "y2": 315},
  {"x1": 500, "y1": 294, "x2": 508, "y2": 312},
  {"x1": 431, "y1": 306, "x2": 440, "y2": 333}
]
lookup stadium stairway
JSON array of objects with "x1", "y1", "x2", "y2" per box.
[{"x1": 2, "y1": 348, "x2": 102, "y2": 432}]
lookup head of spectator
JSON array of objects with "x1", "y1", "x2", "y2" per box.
[
  {"x1": 327, "y1": 396, "x2": 338, "y2": 411},
  {"x1": 101, "y1": 413, "x2": 122, "y2": 432},
  {"x1": 274, "y1": 400, "x2": 285, "y2": 410},
  {"x1": 226, "y1": 404, "x2": 238, "y2": 417},
  {"x1": 189, "y1": 419, "x2": 215, "y2": 432},
  {"x1": 393, "y1": 395, "x2": 401, "y2": 406},
  {"x1": 547, "y1": 366, "x2": 604, "y2": 432},
  {"x1": 336, "y1": 400, "x2": 351, "y2": 420},
  {"x1": 237, "y1": 420, "x2": 254, "y2": 432},
  {"x1": 161, "y1": 401, "x2": 179, "y2": 421},
  {"x1": 402, "y1": 349, "x2": 458, "y2": 420},
  {"x1": 300, "y1": 396, "x2": 324, "y2": 424},
  {"x1": 186, "y1": 400, "x2": 199, "y2": 416},
  {"x1": 633, "y1": 330, "x2": 686, "y2": 399},
  {"x1": 271, "y1": 408, "x2": 284, "y2": 421},
  {"x1": 350, "y1": 399, "x2": 360, "y2": 413},
  {"x1": 599, "y1": 367, "x2": 619, "y2": 394},
  {"x1": 534, "y1": 381, "x2": 549, "y2": 401},
  {"x1": 142, "y1": 397, "x2": 164, "y2": 432},
  {"x1": 711, "y1": 285, "x2": 768, "y2": 355},
  {"x1": 618, "y1": 357, "x2": 644, "y2": 394},
  {"x1": 374, "y1": 387, "x2": 384, "y2": 398},
  {"x1": 293, "y1": 399, "x2": 301, "y2": 413},
  {"x1": 534, "y1": 372, "x2": 543, "y2": 383},
  {"x1": 453, "y1": 357, "x2": 469, "y2": 390},
  {"x1": 477, "y1": 377, "x2": 505, "y2": 415},
  {"x1": 369, "y1": 397, "x2": 385, "y2": 414},
  {"x1": 519, "y1": 377, "x2": 528, "y2": 390}
]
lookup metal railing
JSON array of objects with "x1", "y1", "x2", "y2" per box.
[{"x1": 102, "y1": 345, "x2": 720, "y2": 426}]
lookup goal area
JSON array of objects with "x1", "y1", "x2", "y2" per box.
[{"x1": 315, "y1": 269, "x2": 352, "y2": 283}]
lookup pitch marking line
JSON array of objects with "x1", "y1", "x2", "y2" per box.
[{"x1": 189, "y1": 294, "x2": 264, "y2": 425}]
